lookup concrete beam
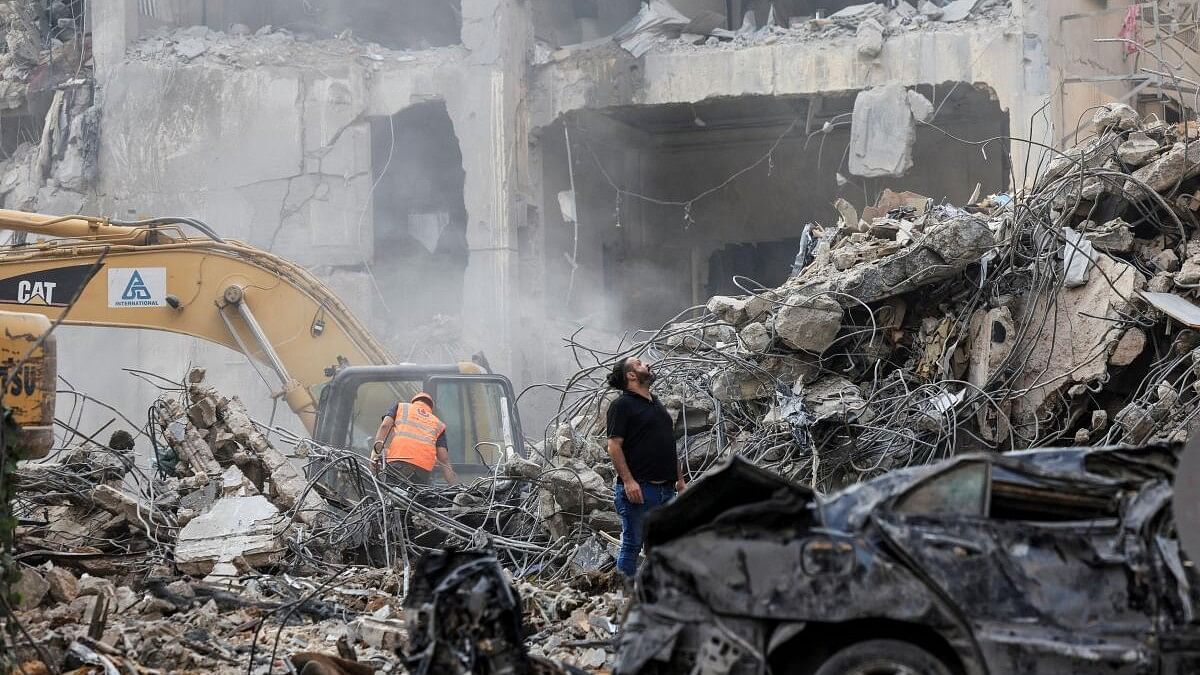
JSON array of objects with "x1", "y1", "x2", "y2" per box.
[
  {"x1": 91, "y1": 0, "x2": 138, "y2": 82},
  {"x1": 533, "y1": 20, "x2": 1044, "y2": 186}
]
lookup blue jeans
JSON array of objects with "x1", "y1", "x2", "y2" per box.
[{"x1": 614, "y1": 481, "x2": 676, "y2": 577}]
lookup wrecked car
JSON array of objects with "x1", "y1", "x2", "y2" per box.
[{"x1": 616, "y1": 445, "x2": 1200, "y2": 675}]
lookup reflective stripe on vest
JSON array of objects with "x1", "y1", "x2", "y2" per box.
[{"x1": 386, "y1": 402, "x2": 446, "y2": 471}]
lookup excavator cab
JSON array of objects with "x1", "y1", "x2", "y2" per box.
[{"x1": 312, "y1": 364, "x2": 524, "y2": 486}]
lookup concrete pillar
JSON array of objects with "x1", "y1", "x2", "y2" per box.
[
  {"x1": 454, "y1": 0, "x2": 532, "y2": 375},
  {"x1": 91, "y1": 0, "x2": 138, "y2": 81}
]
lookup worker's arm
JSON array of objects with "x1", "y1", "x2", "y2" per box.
[
  {"x1": 676, "y1": 459, "x2": 686, "y2": 493},
  {"x1": 607, "y1": 437, "x2": 643, "y2": 504},
  {"x1": 371, "y1": 415, "x2": 393, "y2": 473},
  {"x1": 435, "y1": 432, "x2": 457, "y2": 484}
]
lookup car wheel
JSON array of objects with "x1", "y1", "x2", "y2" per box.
[{"x1": 812, "y1": 639, "x2": 953, "y2": 675}]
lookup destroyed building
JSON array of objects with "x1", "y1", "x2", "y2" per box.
[
  {"x1": 0, "y1": 0, "x2": 1172, "y2": 437},
  {"x1": 4, "y1": 0, "x2": 1200, "y2": 673}
]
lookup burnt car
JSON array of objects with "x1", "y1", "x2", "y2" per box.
[{"x1": 616, "y1": 445, "x2": 1200, "y2": 675}]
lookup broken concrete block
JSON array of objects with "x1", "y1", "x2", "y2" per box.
[
  {"x1": 711, "y1": 366, "x2": 775, "y2": 402},
  {"x1": 1128, "y1": 140, "x2": 1200, "y2": 194},
  {"x1": 1014, "y1": 253, "x2": 1144, "y2": 428},
  {"x1": 773, "y1": 295, "x2": 842, "y2": 353},
  {"x1": 967, "y1": 307, "x2": 1014, "y2": 442},
  {"x1": 1153, "y1": 248, "x2": 1181, "y2": 272},
  {"x1": 739, "y1": 321, "x2": 772, "y2": 353},
  {"x1": 221, "y1": 465, "x2": 259, "y2": 497},
  {"x1": 77, "y1": 575, "x2": 115, "y2": 601},
  {"x1": 503, "y1": 454, "x2": 542, "y2": 480},
  {"x1": 188, "y1": 396, "x2": 218, "y2": 428},
  {"x1": 798, "y1": 376, "x2": 868, "y2": 424},
  {"x1": 706, "y1": 295, "x2": 749, "y2": 326},
  {"x1": 664, "y1": 395, "x2": 714, "y2": 436},
  {"x1": 44, "y1": 566, "x2": 78, "y2": 603},
  {"x1": 14, "y1": 567, "x2": 48, "y2": 610},
  {"x1": 744, "y1": 289, "x2": 780, "y2": 323},
  {"x1": 220, "y1": 397, "x2": 328, "y2": 525},
  {"x1": 799, "y1": 214, "x2": 994, "y2": 304},
  {"x1": 1178, "y1": 257, "x2": 1200, "y2": 285},
  {"x1": 1083, "y1": 218, "x2": 1134, "y2": 253},
  {"x1": 918, "y1": 1, "x2": 943, "y2": 19},
  {"x1": 665, "y1": 322, "x2": 737, "y2": 351},
  {"x1": 849, "y1": 84, "x2": 916, "y2": 178},
  {"x1": 936, "y1": 0, "x2": 980, "y2": 22},
  {"x1": 1118, "y1": 132, "x2": 1160, "y2": 166},
  {"x1": 1148, "y1": 272, "x2": 1174, "y2": 293},
  {"x1": 829, "y1": 3, "x2": 886, "y2": 24},
  {"x1": 856, "y1": 18, "x2": 884, "y2": 58},
  {"x1": 906, "y1": 89, "x2": 934, "y2": 123},
  {"x1": 114, "y1": 586, "x2": 139, "y2": 614},
  {"x1": 349, "y1": 617, "x2": 404, "y2": 650},
  {"x1": 1110, "y1": 328, "x2": 1147, "y2": 367},
  {"x1": 90, "y1": 484, "x2": 173, "y2": 539},
  {"x1": 1093, "y1": 102, "x2": 1140, "y2": 132},
  {"x1": 174, "y1": 495, "x2": 284, "y2": 576},
  {"x1": 545, "y1": 460, "x2": 611, "y2": 512}
]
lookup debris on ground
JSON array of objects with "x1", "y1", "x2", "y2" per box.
[
  {"x1": 579, "y1": 0, "x2": 1011, "y2": 57},
  {"x1": 12, "y1": 98, "x2": 1200, "y2": 675}
]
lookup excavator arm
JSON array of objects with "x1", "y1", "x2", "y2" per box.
[{"x1": 0, "y1": 209, "x2": 396, "y2": 433}]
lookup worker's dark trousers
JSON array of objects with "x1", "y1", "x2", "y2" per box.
[{"x1": 384, "y1": 461, "x2": 431, "y2": 486}]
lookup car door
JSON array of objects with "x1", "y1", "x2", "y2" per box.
[{"x1": 874, "y1": 460, "x2": 1157, "y2": 674}]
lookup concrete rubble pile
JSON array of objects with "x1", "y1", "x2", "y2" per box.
[
  {"x1": 8, "y1": 560, "x2": 410, "y2": 673},
  {"x1": 597, "y1": 0, "x2": 1009, "y2": 57},
  {"x1": 128, "y1": 23, "x2": 440, "y2": 69},
  {"x1": 0, "y1": 0, "x2": 97, "y2": 216},
  {"x1": 538, "y1": 104, "x2": 1200, "y2": 503},
  {"x1": 10, "y1": 368, "x2": 632, "y2": 672}
]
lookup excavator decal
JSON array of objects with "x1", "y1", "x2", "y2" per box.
[
  {"x1": 0, "y1": 264, "x2": 97, "y2": 307},
  {"x1": 108, "y1": 267, "x2": 165, "y2": 307}
]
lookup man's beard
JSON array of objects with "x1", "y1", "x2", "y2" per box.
[{"x1": 636, "y1": 369, "x2": 656, "y2": 385}]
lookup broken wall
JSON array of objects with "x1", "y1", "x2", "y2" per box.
[
  {"x1": 538, "y1": 85, "x2": 1008, "y2": 330},
  {"x1": 1049, "y1": 1, "x2": 1150, "y2": 151},
  {"x1": 50, "y1": 0, "x2": 532, "y2": 438}
]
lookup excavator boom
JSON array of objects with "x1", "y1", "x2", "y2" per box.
[{"x1": 0, "y1": 209, "x2": 394, "y2": 433}]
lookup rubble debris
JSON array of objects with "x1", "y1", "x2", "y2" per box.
[
  {"x1": 534, "y1": 106, "x2": 1200, "y2": 499},
  {"x1": 618, "y1": 445, "x2": 1186, "y2": 674},
  {"x1": 568, "y1": 0, "x2": 1008, "y2": 55},
  {"x1": 938, "y1": 0, "x2": 982, "y2": 23},
  {"x1": 1119, "y1": 131, "x2": 1160, "y2": 165},
  {"x1": 612, "y1": 0, "x2": 691, "y2": 57},
  {"x1": 772, "y1": 294, "x2": 843, "y2": 353},
  {"x1": 174, "y1": 494, "x2": 284, "y2": 576}
]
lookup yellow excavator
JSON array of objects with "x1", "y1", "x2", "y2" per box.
[{"x1": 0, "y1": 209, "x2": 522, "y2": 480}]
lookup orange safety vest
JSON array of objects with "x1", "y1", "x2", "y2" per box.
[{"x1": 386, "y1": 402, "x2": 446, "y2": 471}]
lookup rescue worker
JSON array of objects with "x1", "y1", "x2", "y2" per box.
[{"x1": 370, "y1": 392, "x2": 458, "y2": 485}]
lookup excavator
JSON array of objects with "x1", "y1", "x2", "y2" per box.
[{"x1": 0, "y1": 209, "x2": 523, "y2": 481}]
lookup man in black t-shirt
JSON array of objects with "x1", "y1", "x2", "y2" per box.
[{"x1": 606, "y1": 356, "x2": 686, "y2": 577}]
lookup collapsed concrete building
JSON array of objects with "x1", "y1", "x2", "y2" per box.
[{"x1": 0, "y1": 0, "x2": 1188, "y2": 435}]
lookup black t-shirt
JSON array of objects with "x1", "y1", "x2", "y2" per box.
[
  {"x1": 606, "y1": 391, "x2": 677, "y2": 483},
  {"x1": 383, "y1": 404, "x2": 448, "y2": 449}
]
